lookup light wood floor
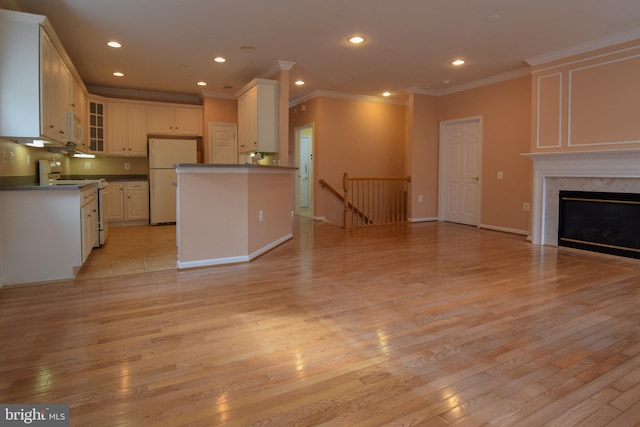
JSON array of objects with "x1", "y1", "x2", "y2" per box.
[{"x1": 2, "y1": 218, "x2": 640, "y2": 426}]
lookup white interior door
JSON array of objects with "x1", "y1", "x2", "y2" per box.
[
  {"x1": 439, "y1": 118, "x2": 482, "y2": 226},
  {"x1": 208, "y1": 123, "x2": 237, "y2": 164},
  {"x1": 299, "y1": 136, "x2": 311, "y2": 208}
]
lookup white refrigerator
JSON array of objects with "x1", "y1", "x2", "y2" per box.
[{"x1": 149, "y1": 138, "x2": 197, "y2": 224}]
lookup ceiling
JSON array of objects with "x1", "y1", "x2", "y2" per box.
[{"x1": 12, "y1": 0, "x2": 640, "y2": 103}]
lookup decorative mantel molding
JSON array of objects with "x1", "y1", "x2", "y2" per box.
[{"x1": 522, "y1": 149, "x2": 640, "y2": 246}]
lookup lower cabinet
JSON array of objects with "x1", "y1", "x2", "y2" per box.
[
  {"x1": 105, "y1": 181, "x2": 149, "y2": 224},
  {"x1": 0, "y1": 185, "x2": 96, "y2": 285},
  {"x1": 80, "y1": 185, "x2": 98, "y2": 262}
]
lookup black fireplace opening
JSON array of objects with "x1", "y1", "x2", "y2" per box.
[{"x1": 558, "y1": 190, "x2": 640, "y2": 259}]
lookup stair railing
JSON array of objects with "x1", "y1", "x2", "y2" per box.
[{"x1": 319, "y1": 174, "x2": 411, "y2": 228}]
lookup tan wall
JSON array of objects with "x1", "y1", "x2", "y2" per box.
[
  {"x1": 290, "y1": 96, "x2": 406, "y2": 223},
  {"x1": 202, "y1": 96, "x2": 238, "y2": 162},
  {"x1": 405, "y1": 93, "x2": 439, "y2": 220},
  {"x1": 437, "y1": 76, "x2": 532, "y2": 232},
  {"x1": 176, "y1": 168, "x2": 294, "y2": 265},
  {"x1": 532, "y1": 40, "x2": 640, "y2": 152}
]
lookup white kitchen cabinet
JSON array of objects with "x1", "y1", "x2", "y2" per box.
[
  {"x1": 0, "y1": 10, "x2": 86, "y2": 145},
  {"x1": 236, "y1": 78, "x2": 278, "y2": 154},
  {"x1": 41, "y1": 31, "x2": 68, "y2": 143},
  {"x1": 88, "y1": 98, "x2": 107, "y2": 154},
  {"x1": 107, "y1": 102, "x2": 148, "y2": 156},
  {"x1": 126, "y1": 181, "x2": 150, "y2": 220},
  {"x1": 104, "y1": 182, "x2": 125, "y2": 220},
  {"x1": 80, "y1": 184, "x2": 98, "y2": 262},
  {"x1": 147, "y1": 105, "x2": 202, "y2": 136},
  {"x1": 0, "y1": 185, "x2": 95, "y2": 285},
  {"x1": 106, "y1": 181, "x2": 149, "y2": 224}
]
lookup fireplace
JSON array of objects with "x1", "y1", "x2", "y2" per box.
[
  {"x1": 522, "y1": 149, "x2": 640, "y2": 256},
  {"x1": 558, "y1": 190, "x2": 640, "y2": 259}
]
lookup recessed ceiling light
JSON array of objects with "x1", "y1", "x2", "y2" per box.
[
  {"x1": 107, "y1": 41, "x2": 121, "y2": 48},
  {"x1": 294, "y1": 80, "x2": 305, "y2": 86},
  {"x1": 443, "y1": 79, "x2": 451, "y2": 85},
  {"x1": 451, "y1": 59, "x2": 466, "y2": 66},
  {"x1": 213, "y1": 56, "x2": 226, "y2": 63},
  {"x1": 382, "y1": 92, "x2": 391, "y2": 97},
  {"x1": 348, "y1": 35, "x2": 365, "y2": 44},
  {"x1": 113, "y1": 72, "x2": 125, "y2": 77},
  {"x1": 240, "y1": 45, "x2": 256, "y2": 53},
  {"x1": 485, "y1": 14, "x2": 502, "y2": 23},
  {"x1": 197, "y1": 81, "x2": 207, "y2": 86}
]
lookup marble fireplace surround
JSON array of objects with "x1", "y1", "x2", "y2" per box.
[{"x1": 522, "y1": 149, "x2": 640, "y2": 246}]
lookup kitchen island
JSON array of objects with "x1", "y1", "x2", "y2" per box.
[{"x1": 175, "y1": 164, "x2": 296, "y2": 269}]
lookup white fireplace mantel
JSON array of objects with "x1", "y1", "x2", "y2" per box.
[{"x1": 522, "y1": 149, "x2": 640, "y2": 246}]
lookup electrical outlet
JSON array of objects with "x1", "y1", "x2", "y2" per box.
[
  {"x1": 84, "y1": 162, "x2": 91, "y2": 169},
  {"x1": 124, "y1": 162, "x2": 131, "y2": 170},
  {"x1": 258, "y1": 210, "x2": 264, "y2": 222},
  {"x1": 523, "y1": 202, "x2": 530, "y2": 211},
  {"x1": 1, "y1": 151, "x2": 6, "y2": 164},
  {"x1": 418, "y1": 195, "x2": 423, "y2": 203},
  {"x1": 9, "y1": 151, "x2": 14, "y2": 165},
  {"x1": 497, "y1": 171, "x2": 503, "y2": 180}
]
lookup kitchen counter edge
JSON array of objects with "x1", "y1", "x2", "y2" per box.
[{"x1": 176, "y1": 163, "x2": 297, "y2": 170}]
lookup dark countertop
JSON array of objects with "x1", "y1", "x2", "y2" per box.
[
  {"x1": 0, "y1": 182, "x2": 97, "y2": 191},
  {"x1": 67, "y1": 174, "x2": 148, "y2": 181},
  {"x1": 0, "y1": 175, "x2": 147, "y2": 190},
  {"x1": 176, "y1": 163, "x2": 297, "y2": 170}
]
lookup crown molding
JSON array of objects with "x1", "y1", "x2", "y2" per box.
[
  {"x1": 428, "y1": 67, "x2": 532, "y2": 96},
  {"x1": 525, "y1": 28, "x2": 640, "y2": 66},
  {"x1": 289, "y1": 89, "x2": 407, "y2": 108},
  {"x1": 261, "y1": 60, "x2": 296, "y2": 78},
  {"x1": 86, "y1": 86, "x2": 202, "y2": 105}
]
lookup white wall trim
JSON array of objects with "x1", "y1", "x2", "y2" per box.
[
  {"x1": 479, "y1": 224, "x2": 528, "y2": 236},
  {"x1": 567, "y1": 53, "x2": 640, "y2": 147},
  {"x1": 177, "y1": 255, "x2": 249, "y2": 269},
  {"x1": 536, "y1": 72, "x2": 563, "y2": 149},
  {"x1": 249, "y1": 234, "x2": 293, "y2": 260},
  {"x1": 290, "y1": 89, "x2": 407, "y2": 108},
  {"x1": 408, "y1": 217, "x2": 438, "y2": 223},
  {"x1": 423, "y1": 67, "x2": 531, "y2": 97},
  {"x1": 177, "y1": 234, "x2": 293, "y2": 269},
  {"x1": 525, "y1": 28, "x2": 640, "y2": 67}
]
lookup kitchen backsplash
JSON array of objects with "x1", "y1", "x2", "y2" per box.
[
  {"x1": 0, "y1": 138, "x2": 68, "y2": 178},
  {"x1": 0, "y1": 138, "x2": 149, "y2": 179}
]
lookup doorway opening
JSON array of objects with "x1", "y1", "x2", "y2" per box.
[
  {"x1": 438, "y1": 117, "x2": 483, "y2": 226},
  {"x1": 295, "y1": 124, "x2": 314, "y2": 218}
]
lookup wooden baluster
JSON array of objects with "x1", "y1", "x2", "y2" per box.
[{"x1": 343, "y1": 172, "x2": 349, "y2": 229}]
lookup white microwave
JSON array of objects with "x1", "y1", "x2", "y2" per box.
[{"x1": 66, "y1": 110, "x2": 83, "y2": 146}]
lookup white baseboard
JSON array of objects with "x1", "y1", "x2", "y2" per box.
[
  {"x1": 248, "y1": 234, "x2": 293, "y2": 260},
  {"x1": 409, "y1": 217, "x2": 439, "y2": 223},
  {"x1": 177, "y1": 233, "x2": 293, "y2": 270},
  {"x1": 479, "y1": 224, "x2": 529, "y2": 236}
]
